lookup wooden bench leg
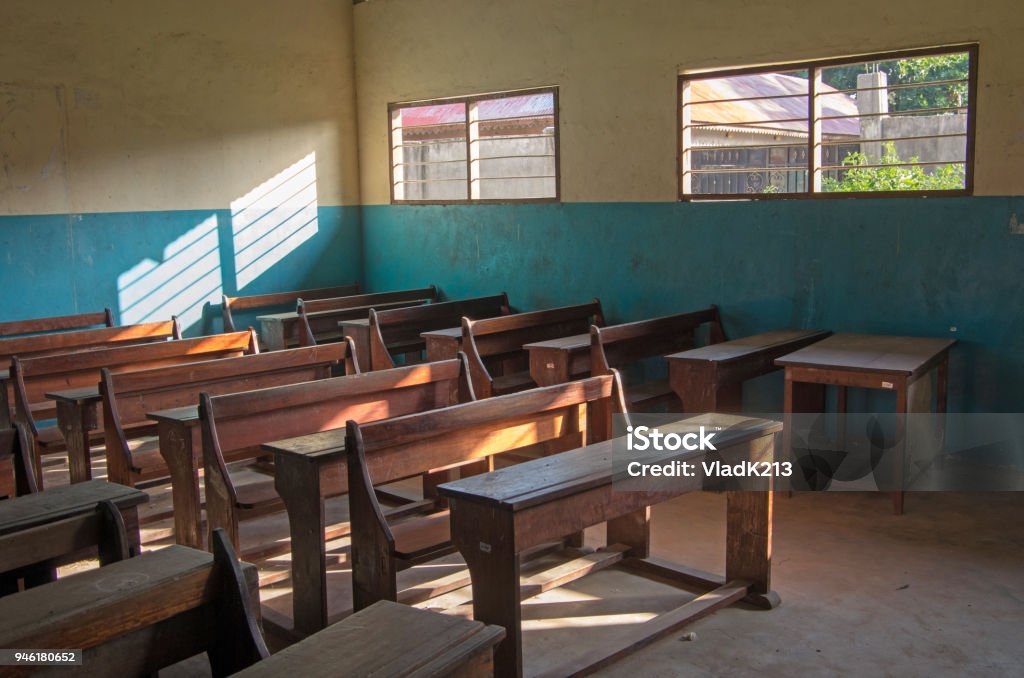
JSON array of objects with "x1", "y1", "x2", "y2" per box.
[
  {"x1": 606, "y1": 506, "x2": 651, "y2": 558},
  {"x1": 275, "y1": 458, "x2": 329, "y2": 636},
  {"x1": 726, "y1": 490, "x2": 779, "y2": 609},
  {"x1": 55, "y1": 400, "x2": 96, "y2": 484},
  {"x1": 452, "y1": 502, "x2": 523, "y2": 678},
  {"x1": 159, "y1": 423, "x2": 204, "y2": 548}
]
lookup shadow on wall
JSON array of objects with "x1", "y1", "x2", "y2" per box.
[{"x1": 114, "y1": 153, "x2": 320, "y2": 333}]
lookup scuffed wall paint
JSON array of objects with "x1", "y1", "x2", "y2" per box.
[{"x1": 362, "y1": 197, "x2": 1024, "y2": 413}]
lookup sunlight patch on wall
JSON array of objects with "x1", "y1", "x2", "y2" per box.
[
  {"x1": 117, "y1": 215, "x2": 222, "y2": 329},
  {"x1": 231, "y1": 152, "x2": 319, "y2": 290}
]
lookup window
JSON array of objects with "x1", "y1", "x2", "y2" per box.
[
  {"x1": 389, "y1": 87, "x2": 559, "y2": 203},
  {"x1": 679, "y1": 45, "x2": 977, "y2": 199}
]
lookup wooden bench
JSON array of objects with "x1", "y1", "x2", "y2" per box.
[
  {"x1": 0, "y1": 529, "x2": 268, "y2": 677},
  {"x1": 0, "y1": 318, "x2": 181, "y2": 429},
  {"x1": 665, "y1": 329, "x2": 832, "y2": 412},
  {"x1": 101, "y1": 342, "x2": 357, "y2": 541},
  {"x1": 0, "y1": 309, "x2": 114, "y2": 337},
  {"x1": 589, "y1": 306, "x2": 726, "y2": 410},
  {"x1": 233, "y1": 599, "x2": 505, "y2": 678},
  {"x1": 222, "y1": 283, "x2": 359, "y2": 332},
  {"x1": 365, "y1": 293, "x2": 511, "y2": 371},
  {"x1": 295, "y1": 286, "x2": 439, "y2": 348},
  {"x1": 0, "y1": 480, "x2": 148, "y2": 595},
  {"x1": 203, "y1": 358, "x2": 475, "y2": 624},
  {"x1": 344, "y1": 374, "x2": 623, "y2": 614},
  {"x1": 11, "y1": 330, "x2": 259, "y2": 488},
  {"x1": 438, "y1": 413, "x2": 782, "y2": 677},
  {"x1": 0, "y1": 427, "x2": 18, "y2": 498},
  {"x1": 461, "y1": 300, "x2": 605, "y2": 398}
]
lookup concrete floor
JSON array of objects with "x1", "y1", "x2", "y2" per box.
[{"x1": 586, "y1": 491, "x2": 1024, "y2": 677}]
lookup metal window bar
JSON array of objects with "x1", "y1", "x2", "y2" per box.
[
  {"x1": 683, "y1": 91, "x2": 809, "y2": 106},
  {"x1": 818, "y1": 77, "x2": 968, "y2": 96},
  {"x1": 817, "y1": 132, "x2": 967, "y2": 146},
  {"x1": 818, "y1": 160, "x2": 965, "y2": 171},
  {"x1": 817, "y1": 106, "x2": 968, "y2": 121}
]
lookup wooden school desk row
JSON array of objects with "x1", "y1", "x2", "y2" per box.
[{"x1": 0, "y1": 486, "x2": 500, "y2": 678}]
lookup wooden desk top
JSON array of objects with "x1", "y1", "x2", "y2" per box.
[
  {"x1": 667, "y1": 329, "x2": 830, "y2": 364},
  {"x1": 0, "y1": 480, "x2": 148, "y2": 536},
  {"x1": 338, "y1": 318, "x2": 370, "y2": 327},
  {"x1": 522, "y1": 333, "x2": 591, "y2": 351},
  {"x1": 263, "y1": 428, "x2": 346, "y2": 462},
  {"x1": 46, "y1": 386, "x2": 102, "y2": 404},
  {"x1": 233, "y1": 600, "x2": 504, "y2": 677},
  {"x1": 420, "y1": 326, "x2": 462, "y2": 340},
  {"x1": 438, "y1": 414, "x2": 780, "y2": 510},
  {"x1": 260, "y1": 300, "x2": 426, "y2": 323},
  {"x1": 775, "y1": 333, "x2": 956, "y2": 376},
  {"x1": 148, "y1": 405, "x2": 200, "y2": 425}
]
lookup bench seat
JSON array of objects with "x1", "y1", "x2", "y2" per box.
[
  {"x1": 392, "y1": 509, "x2": 453, "y2": 562},
  {"x1": 491, "y1": 371, "x2": 537, "y2": 396},
  {"x1": 625, "y1": 378, "x2": 674, "y2": 408}
]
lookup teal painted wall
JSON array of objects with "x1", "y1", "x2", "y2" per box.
[
  {"x1": 0, "y1": 206, "x2": 362, "y2": 336},
  {"x1": 362, "y1": 197, "x2": 1024, "y2": 413}
]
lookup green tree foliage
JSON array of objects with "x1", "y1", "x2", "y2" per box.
[
  {"x1": 821, "y1": 54, "x2": 969, "y2": 111},
  {"x1": 821, "y1": 142, "x2": 965, "y2": 192}
]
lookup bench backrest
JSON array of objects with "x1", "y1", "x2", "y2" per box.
[
  {"x1": 11, "y1": 330, "x2": 259, "y2": 438},
  {"x1": 461, "y1": 300, "x2": 604, "y2": 396},
  {"x1": 101, "y1": 341, "x2": 356, "y2": 485},
  {"x1": 0, "y1": 318, "x2": 180, "y2": 368},
  {"x1": 368, "y1": 293, "x2": 511, "y2": 370},
  {"x1": 296, "y1": 286, "x2": 438, "y2": 347},
  {"x1": 0, "y1": 309, "x2": 114, "y2": 338},
  {"x1": 348, "y1": 373, "x2": 619, "y2": 496},
  {"x1": 200, "y1": 356, "x2": 474, "y2": 547},
  {"x1": 590, "y1": 306, "x2": 726, "y2": 376},
  {"x1": 222, "y1": 283, "x2": 359, "y2": 332},
  {"x1": 0, "y1": 530, "x2": 268, "y2": 677}
]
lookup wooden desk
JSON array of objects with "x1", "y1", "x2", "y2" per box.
[
  {"x1": 421, "y1": 326, "x2": 463, "y2": 361},
  {"x1": 338, "y1": 318, "x2": 370, "y2": 371},
  {"x1": 233, "y1": 600, "x2": 504, "y2": 678},
  {"x1": 260, "y1": 300, "x2": 425, "y2": 351},
  {"x1": 438, "y1": 414, "x2": 781, "y2": 677},
  {"x1": 775, "y1": 333, "x2": 955, "y2": 514},
  {"x1": 667, "y1": 329, "x2": 831, "y2": 412},
  {"x1": 147, "y1": 405, "x2": 204, "y2": 548},
  {"x1": 46, "y1": 387, "x2": 103, "y2": 483},
  {"x1": 0, "y1": 480, "x2": 148, "y2": 583},
  {"x1": 523, "y1": 333, "x2": 590, "y2": 386}
]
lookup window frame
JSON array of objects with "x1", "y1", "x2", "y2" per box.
[
  {"x1": 388, "y1": 86, "x2": 561, "y2": 205},
  {"x1": 677, "y1": 43, "x2": 979, "y2": 201}
]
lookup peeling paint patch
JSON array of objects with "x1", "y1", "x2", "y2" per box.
[{"x1": 1009, "y1": 213, "x2": 1024, "y2": 235}]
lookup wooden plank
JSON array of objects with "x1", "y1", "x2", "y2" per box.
[
  {"x1": 534, "y1": 581, "x2": 750, "y2": 678},
  {"x1": 0, "y1": 480, "x2": 147, "y2": 536},
  {"x1": 0, "y1": 309, "x2": 112, "y2": 337},
  {"x1": 774, "y1": 332, "x2": 955, "y2": 375}
]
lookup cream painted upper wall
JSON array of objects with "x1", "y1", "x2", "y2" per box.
[
  {"x1": 0, "y1": 0, "x2": 359, "y2": 214},
  {"x1": 354, "y1": 0, "x2": 1024, "y2": 203}
]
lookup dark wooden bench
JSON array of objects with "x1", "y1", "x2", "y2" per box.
[
  {"x1": 233, "y1": 599, "x2": 505, "y2": 678},
  {"x1": 0, "y1": 529, "x2": 268, "y2": 677},
  {"x1": 0, "y1": 309, "x2": 114, "y2": 337},
  {"x1": 222, "y1": 283, "x2": 359, "y2": 332},
  {"x1": 296, "y1": 286, "x2": 439, "y2": 348},
  {"x1": 0, "y1": 480, "x2": 147, "y2": 596},
  {"x1": 666, "y1": 329, "x2": 832, "y2": 412},
  {"x1": 0, "y1": 318, "x2": 181, "y2": 429},
  {"x1": 101, "y1": 342, "x2": 357, "y2": 538},
  {"x1": 366, "y1": 293, "x2": 511, "y2": 371},
  {"x1": 461, "y1": 300, "x2": 605, "y2": 398},
  {"x1": 202, "y1": 357, "x2": 474, "y2": 620},
  {"x1": 438, "y1": 413, "x2": 782, "y2": 677},
  {"x1": 590, "y1": 306, "x2": 726, "y2": 410},
  {"x1": 345, "y1": 374, "x2": 623, "y2": 613},
  {"x1": 0, "y1": 427, "x2": 18, "y2": 498},
  {"x1": 11, "y1": 330, "x2": 259, "y2": 488}
]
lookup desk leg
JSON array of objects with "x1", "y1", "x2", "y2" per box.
[
  {"x1": 726, "y1": 490, "x2": 778, "y2": 608},
  {"x1": 56, "y1": 401, "x2": 96, "y2": 484},
  {"x1": 346, "y1": 325, "x2": 371, "y2": 372},
  {"x1": 607, "y1": 507, "x2": 651, "y2": 558},
  {"x1": 893, "y1": 385, "x2": 909, "y2": 516},
  {"x1": 158, "y1": 422, "x2": 203, "y2": 548},
  {"x1": 260, "y1": 321, "x2": 285, "y2": 351},
  {"x1": 275, "y1": 456, "x2": 328, "y2": 636},
  {"x1": 670, "y1": 362, "x2": 740, "y2": 413},
  {"x1": 451, "y1": 500, "x2": 523, "y2": 678},
  {"x1": 530, "y1": 350, "x2": 570, "y2": 387}
]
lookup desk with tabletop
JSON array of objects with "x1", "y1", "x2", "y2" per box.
[
  {"x1": 437, "y1": 413, "x2": 781, "y2": 678},
  {"x1": 775, "y1": 332, "x2": 955, "y2": 514},
  {"x1": 45, "y1": 387, "x2": 103, "y2": 484},
  {"x1": 338, "y1": 318, "x2": 371, "y2": 371},
  {"x1": 666, "y1": 329, "x2": 831, "y2": 413},
  {"x1": 522, "y1": 333, "x2": 591, "y2": 386}
]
